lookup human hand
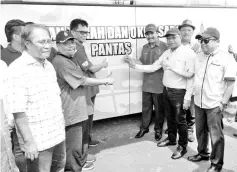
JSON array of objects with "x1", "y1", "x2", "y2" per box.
[
  {"x1": 105, "y1": 77, "x2": 115, "y2": 85},
  {"x1": 192, "y1": 43, "x2": 201, "y2": 53},
  {"x1": 22, "y1": 140, "x2": 38, "y2": 161},
  {"x1": 183, "y1": 99, "x2": 191, "y2": 110},
  {"x1": 102, "y1": 59, "x2": 108, "y2": 68},
  {"x1": 228, "y1": 45, "x2": 235, "y2": 54}
]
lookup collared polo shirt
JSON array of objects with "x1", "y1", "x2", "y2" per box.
[
  {"x1": 139, "y1": 40, "x2": 168, "y2": 94},
  {"x1": 0, "y1": 60, "x2": 19, "y2": 172},
  {"x1": 74, "y1": 41, "x2": 99, "y2": 98},
  {"x1": 135, "y1": 45, "x2": 196, "y2": 100},
  {"x1": 194, "y1": 50, "x2": 237, "y2": 109},
  {"x1": 52, "y1": 53, "x2": 93, "y2": 126},
  {"x1": 1, "y1": 44, "x2": 22, "y2": 66},
  {"x1": 7, "y1": 51, "x2": 65, "y2": 151}
]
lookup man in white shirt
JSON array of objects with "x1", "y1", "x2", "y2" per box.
[
  {"x1": 7, "y1": 24, "x2": 66, "y2": 172},
  {"x1": 125, "y1": 27, "x2": 195, "y2": 159},
  {"x1": 187, "y1": 27, "x2": 237, "y2": 172},
  {"x1": 178, "y1": 19, "x2": 201, "y2": 142}
]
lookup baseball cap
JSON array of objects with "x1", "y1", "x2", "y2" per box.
[
  {"x1": 178, "y1": 19, "x2": 195, "y2": 30},
  {"x1": 56, "y1": 31, "x2": 75, "y2": 43},
  {"x1": 195, "y1": 27, "x2": 220, "y2": 40},
  {"x1": 145, "y1": 24, "x2": 157, "y2": 34},
  {"x1": 163, "y1": 27, "x2": 181, "y2": 37}
]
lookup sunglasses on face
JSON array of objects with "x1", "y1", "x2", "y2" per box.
[{"x1": 199, "y1": 39, "x2": 216, "y2": 44}]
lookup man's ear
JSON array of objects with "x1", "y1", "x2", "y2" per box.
[{"x1": 13, "y1": 34, "x2": 21, "y2": 42}]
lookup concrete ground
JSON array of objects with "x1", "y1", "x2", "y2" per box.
[{"x1": 89, "y1": 114, "x2": 237, "y2": 172}]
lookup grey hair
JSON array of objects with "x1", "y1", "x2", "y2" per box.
[{"x1": 21, "y1": 24, "x2": 51, "y2": 45}]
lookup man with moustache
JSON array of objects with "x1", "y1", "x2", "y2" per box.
[
  {"x1": 126, "y1": 27, "x2": 195, "y2": 159},
  {"x1": 187, "y1": 28, "x2": 237, "y2": 172},
  {"x1": 52, "y1": 31, "x2": 114, "y2": 171},
  {"x1": 7, "y1": 24, "x2": 66, "y2": 172},
  {"x1": 125, "y1": 24, "x2": 168, "y2": 141}
]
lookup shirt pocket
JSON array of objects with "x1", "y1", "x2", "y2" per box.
[
  {"x1": 174, "y1": 59, "x2": 186, "y2": 71},
  {"x1": 208, "y1": 63, "x2": 224, "y2": 82}
]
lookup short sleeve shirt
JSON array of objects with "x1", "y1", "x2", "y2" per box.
[
  {"x1": 194, "y1": 50, "x2": 237, "y2": 109},
  {"x1": 7, "y1": 52, "x2": 65, "y2": 151},
  {"x1": 74, "y1": 42, "x2": 99, "y2": 97},
  {"x1": 1, "y1": 44, "x2": 22, "y2": 66},
  {"x1": 52, "y1": 53, "x2": 93, "y2": 126},
  {"x1": 139, "y1": 41, "x2": 168, "y2": 94}
]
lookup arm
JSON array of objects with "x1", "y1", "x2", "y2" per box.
[
  {"x1": 13, "y1": 112, "x2": 38, "y2": 160},
  {"x1": 169, "y1": 68, "x2": 194, "y2": 78},
  {"x1": 82, "y1": 77, "x2": 114, "y2": 86},
  {"x1": 221, "y1": 80, "x2": 235, "y2": 104},
  {"x1": 88, "y1": 59, "x2": 108, "y2": 73},
  {"x1": 183, "y1": 76, "x2": 194, "y2": 110},
  {"x1": 134, "y1": 60, "x2": 162, "y2": 73}
]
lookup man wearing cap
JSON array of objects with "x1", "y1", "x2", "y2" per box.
[
  {"x1": 125, "y1": 24, "x2": 168, "y2": 141},
  {"x1": 52, "y1": 31, "x2": 114, "y2": 171},
  {"x1": 187, "y1": 28, "x2": 237, "y2": 172},
  {"x1": 126, "y1": 27, "x2": 195, "y2": 159},
  {"x1": 178, "y1": 19, "x2": 201, "y2": 142}
]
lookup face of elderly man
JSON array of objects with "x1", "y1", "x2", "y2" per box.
[
  {"x1": 180, "y1": 26, "x2": 194, "y2": 43},
  {"x1": 57, "y1": 39, "x2": 76, "y2": 57},
  {"x1": 24, "y1": 27, "x2": 52, "y2": 60},
  {"x1": 200, "y1": 37, "x2": 219, "y2": 54},
  {"x1": 166, "y1": 34, "x2": 182, "y2": 50}
]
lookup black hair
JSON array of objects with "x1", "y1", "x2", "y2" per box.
[
  {"x1": 70, "y1": 19, "x2": 88, "y2": 31},
  {"x1": 5, "y1": 19, "x2": 25, "y2": 42},
  {"x1": 25, "y1": 22, "x2": 35, "y2": 25}
]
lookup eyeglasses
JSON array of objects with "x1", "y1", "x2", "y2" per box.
[
  {"x1": 30, "y1": 39, "x2": 53, "y2": 46},
  {"x1": 73, "y1": 30, "x2": 90, "y2": 35},
  {"x1": 166, "y1": 36, "x2": 179, "y2": 41},
  {"x1": 199, "y1": 39, "x2": 216, "y2": 44}
]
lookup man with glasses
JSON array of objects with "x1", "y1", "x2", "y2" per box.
[
  {"x1": 187, "y1": 28, "x2": 237, "y2": 172},
  {"x1": 126, "y1": 27, "x2": 195, "y2": 159},
  {"x1": 125, "y1": 24, "x2": 168, "y2": 141},
  {"x1": 7, "y1": 24, "x2": 66, "y2": 172},
  {"x1": 52, "y1": 31, "x2": 114, "y2": 171},
  {"x1": 70, "y1": 18, "x2": 108, "y2": 148}
]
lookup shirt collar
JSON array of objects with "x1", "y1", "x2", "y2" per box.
[
  {"x1": 6, "y1": 44, "x2": 21, "y2": 53},
  {"x1": 169, "y1": 44, "x2": 183, "y2": 53},
  {"x1": 75, "y1": 40, "x2": 84, "y2": 48},
  {"x1": 145, "y1": 40, "x2": 160, "y2": 48},
  {"x1": 23, "y1": 51, "x2": 48, "y2": 66}
]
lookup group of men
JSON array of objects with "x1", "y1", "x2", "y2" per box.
[
  {"x1": 1, "y1": 18, "x2": 114, "y2": 172},
  {"x1": 124, "y1": 20, "x2": 237, "y2": 172},
  {"x1": 0, "y1": 17, "x2": 236, "y2": 172}
]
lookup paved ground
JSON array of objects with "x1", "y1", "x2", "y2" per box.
[{"x1": 88, "y1": 114, "x2": 237, "y2": 172}]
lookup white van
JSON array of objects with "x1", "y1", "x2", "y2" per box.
[{"x1": 1, "y1": 0, "x2": 237, "y2": 120}]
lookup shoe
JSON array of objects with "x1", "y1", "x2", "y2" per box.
[
  {"x1": 157, "y1": 139, "x2": 176, "y2": 147},
  {"x1": 135, "y1": 129, "x2": 149, "y2": 138},
  {"x1": 233, "y1": 133, "x2": 237, "y2": 137},
  {"x1": 86, "y1": 154, "x2": 96, "y2": 163},
  {"x1": 82, "y1": 162, "x2": 94, "y2": 171},
  {"x1": 171, "y1": 145, "x2": 187, "y2": 159},
  {"x1": 187, "y1": 154, "x2": 209, "y2": 162},
  {"x1": 89, "y1": 140, "x2": 99, "y2": 147},
  {"x1": 188, "y1": 132, "x2": 195, "y2": 142},
  {"x1": 155, "y1": 132, "x2": 162, "y2": 141},
  {"x1": 206, "y1": 165, "x2": 222, "y2": 172}
]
